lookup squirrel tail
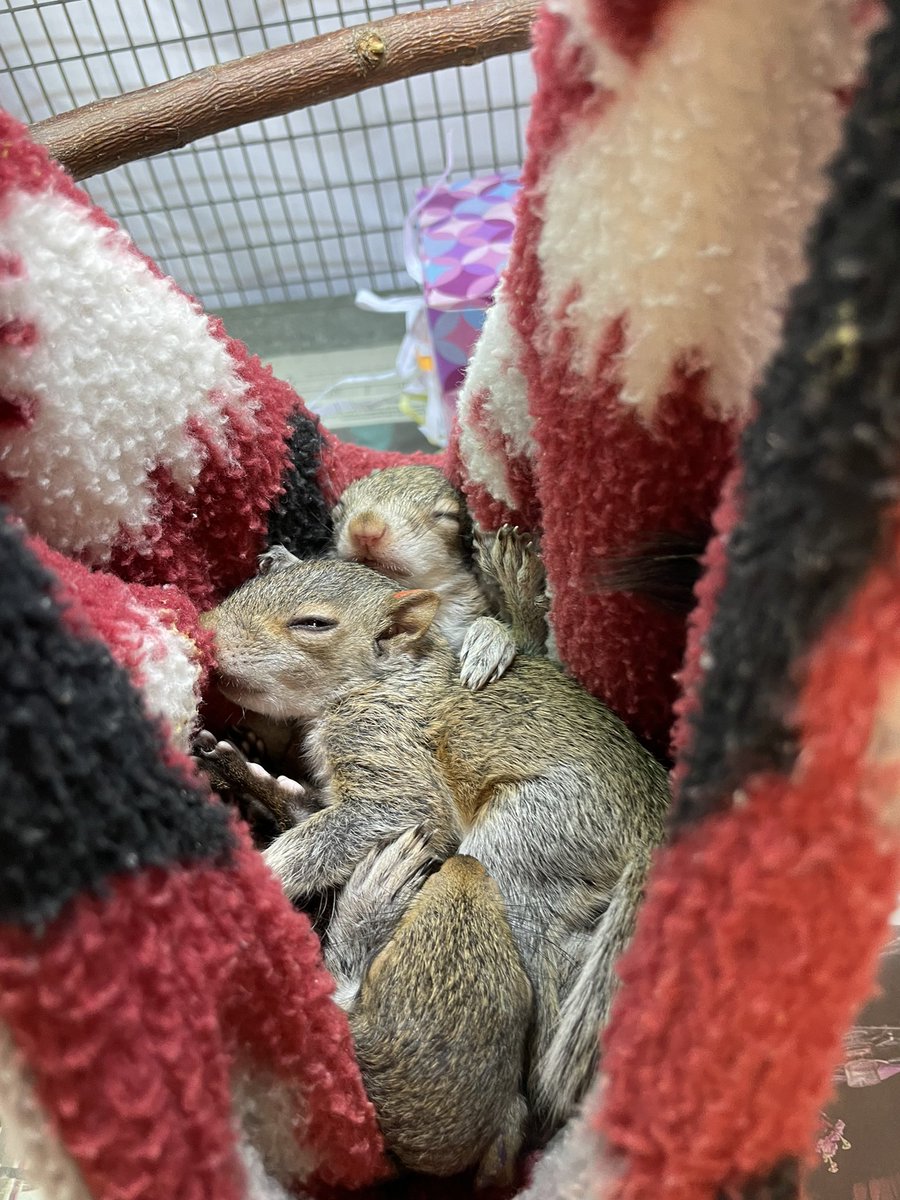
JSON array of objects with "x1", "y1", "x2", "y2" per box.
[{"x1": 533, "y1": 855, "x2": 648, "y2": 1133}]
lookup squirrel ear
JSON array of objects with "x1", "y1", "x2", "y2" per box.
[
  {"x1": 377, "y1": 590, "x2": 440, "y2": 653},
  {"x1": 257, "y1": 545, "x2": 300, "y2": 577}
]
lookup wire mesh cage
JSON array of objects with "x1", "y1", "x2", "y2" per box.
[{"x1": 0, "y1": 0, "x2": 535, "y2": 311}]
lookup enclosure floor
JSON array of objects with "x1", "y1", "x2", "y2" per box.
[{"x1": 218, "y1": 296, "x2": 441, "y2": 454}]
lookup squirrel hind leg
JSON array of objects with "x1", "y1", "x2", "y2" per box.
[
  {"x1": 325, "y1": 828, "x2": 436, "y2": 1009},
  {"x1": 474, "y1": 1093, "x2": 529, "y2": 1191}
]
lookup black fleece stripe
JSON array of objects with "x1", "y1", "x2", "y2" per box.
[
  {"x1": 676, "y1": 5, "x2": 900, "y2": 825},
  {"x1": 266, "y1": 408, "x2": 334, "y2": 559},
  {"x1": 0, "y1": 517, "x2": 233, "y2": 929}
]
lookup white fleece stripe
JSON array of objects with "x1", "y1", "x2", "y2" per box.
[
  {"x1": 231, "y1": 1065, "x2": 317, "y2": 1192},
  {"x1": 238, "y1": 1137, "x2": 304, "y2": 1200},
  {"x1": 516, "y1": 1078, "x2": 617, "y2": 1200},
  {"x1": 0, "y1": 1021, "x2": 93, "y2": 1200},
  {"x1": 125, "y1": 602, "x2": 203, "y2": 750},
  {"x1": 554, "y1": 0, "x2": 885, "y2": 90},
  {"x1": 0, "y1": 188, "x2": 249, "y2": 563},
  {"x1": 537, "y1": 0, "x2": 868, "y2": 419},
  {"x1": 467, "y1": 287, "x2": 536, "y2": 459},
  {"x1": 545, "y1": 0, "x2": 637, "y2": 91},
  {"x1": 458, "y1": 291, "x2": 532, "y2": 508}
]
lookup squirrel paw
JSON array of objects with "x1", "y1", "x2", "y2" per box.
[
  {"x1": 477, "y1": 525, "x2": 549, "y2": 656},
  {"x1": 459, "y1": 616, "x2": 517, "y2": 691},
  {"x1": 223, "y1": 724, "x2": 268, "y2": 765},
  {"x1": 193, "y1": 731, "x2": 252, "y2": 791},
  {"x1": 494, "y1": 525, "x2": 548, "y2": 606},
  {"x1": 346, "y1": 827, "x2": 436, "y2": 909},
  {"x1": 478, "y1": 525, "x2": 543, "y2": 595},
  {"x1": 193, "y1": 731, "x2": 309, "y2": 829}
]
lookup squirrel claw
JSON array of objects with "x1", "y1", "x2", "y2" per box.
[
  {"x1": 459, "y1": 616, "x2": 517, "y2": 691},
  {"x1": 192, "y1": 729, "x2": 217, "y2": 754}
]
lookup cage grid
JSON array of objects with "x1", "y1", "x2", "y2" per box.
[{"x1": 0, "y1": 0, "x2": 534, "y2": 311}]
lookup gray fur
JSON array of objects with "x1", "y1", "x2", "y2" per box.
[
  {"x1": 324, "y1": 833, "x2": 532, "y2": 1186},
  {"x1": 201, "y1": 557, "x2": 669, "y2": 1136},
  {"x1": 534, "y1": 857, "x2": 649, "y2": 1130},
  {"x1": 323, "y1": 828, "x2": 435, "y2": 1011},
  {"x1": 329, "y1": 465, "x2": 543, "y2": 686}
]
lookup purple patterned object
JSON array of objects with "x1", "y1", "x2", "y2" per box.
[{"x1": 416, "y1": 172, "x2": 520, "y2": 418}]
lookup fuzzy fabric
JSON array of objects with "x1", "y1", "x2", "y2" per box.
[
  {"x1": 0, "y1": 106, "x2": 407, "y2": 1199},
  {"x1": 453, "y1": 0, "x2": 873, "y2": 756},
  {"x1": 596, "y1": 7, "x2": 900, "y2": 1200},
  {"x1": 267, "y1": 412, "x2": 335, "y2": 560},
  {"x1": 0, "y1": 109, "x2": 437, "y2": 610},
  {"x1": 1, "y1": 0, "x2": 899, "y2": 1196},
  {"x1": 0, "y1": 516, "x2": 386, "y2": 1199},
  {"x1": 674, "y1": 0, "x2": 900, "y2": 820}
]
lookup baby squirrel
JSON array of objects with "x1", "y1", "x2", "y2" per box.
[
  {"x1": 199, "y1": 548, "x2": 669, "y2": 1141},
  {"x1": 324, "y1": 830, "x2": 532, "y2": 1187},
  {"x1": 330, "y1": 465, "x2": 549, "y2": 688},
  {"x1": 213, "y1": 467, "x2": 548, "y2": 849}
]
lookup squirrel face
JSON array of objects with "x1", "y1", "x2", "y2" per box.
[
  {"x1": 201, "y1": 554, "x2": 441, "y2": 720},
  {"x1": 331, "y1": 466, "x2": 472, "y2": 589}
]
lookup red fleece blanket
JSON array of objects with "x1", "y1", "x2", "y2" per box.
[{"x1": 1, "y1": 1, "x2": 899, "y2": 1198}]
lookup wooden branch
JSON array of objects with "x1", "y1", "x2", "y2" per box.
[{"x1": 29, "y1": 0, "x2": 537, "y2": 182}]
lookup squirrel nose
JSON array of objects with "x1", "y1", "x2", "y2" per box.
[{"x1": 348, "y1": 516, "x2": 387, "y2": 551}]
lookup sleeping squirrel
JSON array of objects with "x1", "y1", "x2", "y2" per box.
[
  {"x1": 330, "y1": 464, "x2": 549, "y2": 688},
  {"x1": 213, "y1": 465, "x2": 548, "y2": 852},
  {"x1": 323, "y1": 830, "x2": 532, "y2": 1187},
  {"x1": 197, "y1": 547, "x2": 670, "y2": 1155}
]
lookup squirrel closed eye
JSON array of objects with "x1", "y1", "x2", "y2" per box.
[
  {"x1": 329, "y1": 465, "x2": 548, "y2": 689},
  {"x1": 200, "y1": 553, "x2": 669, "y2": 1153}
]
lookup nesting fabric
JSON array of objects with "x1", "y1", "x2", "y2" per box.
[
  {"x1": 453, "y1": 0, "x2": 873, "y2": 757},
  {"x1": 1, "y1": 0, "x2": 900, "y2": 1197},
  {"x1": 0, "y1": 107, "x2": 426, "y2": 1200}
]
